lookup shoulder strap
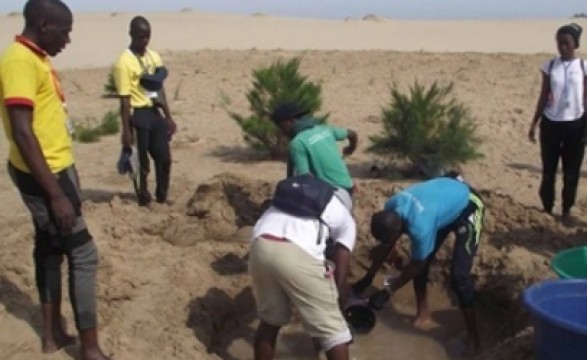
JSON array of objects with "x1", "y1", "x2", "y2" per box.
[
  {"x1": 545, "y1": 58, "x2": 556, "y2": 93},
  {"x1": 548, "y1": 58, "x2": 555, "y2": 76},
  {"x1": 130, "y1": 49, "x2": 155, "y2": 73},
  {"x1": 581, "y1": 59, "x2": 586, "y2": 77}
]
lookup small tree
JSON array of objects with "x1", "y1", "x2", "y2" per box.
[
  {"x1": 368, "y1": 81, "x2": 482, "y2": 177},
  {"x1": 73, "y1": 110, "x2": 120, "y2": 143},
  {"x1": 104, "y1": 70, "x2": 117, "y2": 96},
  {"x1": 228, "y1": 57, "x2": 325, "y2": 159}
]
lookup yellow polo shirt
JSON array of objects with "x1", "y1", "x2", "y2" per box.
[
  {"x1": 113, "y1": 48, "x2": 163, "y2": 108},
  {"x1": 0, "y1": 36, "x2": 73, "y2": 173}
]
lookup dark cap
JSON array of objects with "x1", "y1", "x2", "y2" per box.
[
  {"x1": 557, "y1": 23, "x2": 583, "y2": 49},
  {"x1": 271, "y1": 101, "x2": 309, "y2": 124}
]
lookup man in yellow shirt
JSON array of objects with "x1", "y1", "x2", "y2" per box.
[
  {"x1": 0, "y1": 1, "x2": 110, "y2": 359},
  {"x1": 114, "y1": 16, "x2": 176, "y2": 206}
]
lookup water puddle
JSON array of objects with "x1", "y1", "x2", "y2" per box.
[{"x1": 227, "y1": 282, "x2": 468, "y2": 360}]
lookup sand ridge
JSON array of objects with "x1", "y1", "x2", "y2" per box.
[{"x1": 1, "y1": 11, "x2": 586, "y2": 69}]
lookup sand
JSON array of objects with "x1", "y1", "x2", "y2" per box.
[{"x1": 1, "y1": 10, "x2": 587, "y2": 360}]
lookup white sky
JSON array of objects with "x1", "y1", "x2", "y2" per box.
[{"x1": 1, "y1": 0, "x2": 586, "y2": 20}]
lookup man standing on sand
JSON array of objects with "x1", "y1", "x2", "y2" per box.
[
  {"x1": 352, "y1": 172, "x2": 485, "y2": 356},
  {"x1": 0, "y1": 1, "x2": 110, "y2": 359},
  {"x1": 271, "y1": 101, "x2": 358, "y2": 210},
  {"x1": 250, "y1": 175, "x2": 356, "y2": 360},
  {"x1": 113, "y1": 16, "x2": 176, "y2": 207}
]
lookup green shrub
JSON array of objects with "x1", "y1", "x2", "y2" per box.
[
  {"x1": 228, "y1": 57, "x2": 326, "y2": 159},
  {"x1": 73, "y1": 126, "x2": 101, "y2": 143},
  {"x1": 98, "y1": 110, "x2": 120, "y2": 135},
  {"x1": 104, "y1": 70, "x2": 117, "y2": 95},
  {"x1": 73, "y1": 110, "x2": 120, "y2": 143},
  {"x1": 368, "y1": 81, "x2": 483, "y2": 177}
]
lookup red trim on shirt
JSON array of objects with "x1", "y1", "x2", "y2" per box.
[
  {"x1": 14, "y1": 35, "x2": 47, "y2": 58},
  {"x1": 14, "y1": 36, "x2": 65, "y2": 103},
  {"x1": 4, "y1": 97, "x2": 34, "y2": 108}
]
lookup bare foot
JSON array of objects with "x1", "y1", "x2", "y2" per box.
[
  {"x1": 42, "y1": 333, "x2": 76, "y2": 354},
  {"x1": 42, "y1": 338, "x2": 60, "y2": 354},
  {"x1": 82, "y1": 349, "x2": 113, "y2": 360},
  {"x1": 412, "y1": 316, "x2": 440, "y2": 330}
]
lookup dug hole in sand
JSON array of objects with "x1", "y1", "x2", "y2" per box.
[{"x1": 1, "y1": 172, "x2": 585, "y2": 360}]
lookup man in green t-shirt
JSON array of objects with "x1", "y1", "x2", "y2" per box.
[{"x1": 271, "y1": 102, "x2": 358, "y2": 209}]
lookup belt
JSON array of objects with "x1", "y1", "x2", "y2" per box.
[{"x1": 260, "y1": 233, "x2": 289, "y2": 242}]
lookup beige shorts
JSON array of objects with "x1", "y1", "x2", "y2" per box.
[{"x1": 249, "y1": 236, "x2": 351, "y2": 350}]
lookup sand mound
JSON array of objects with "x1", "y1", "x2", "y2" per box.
[
  {"x1": 2, "y1": 172, "x2": 583, "y2": 359},
  {"x1": 362, "y1": 14, "x2": 384, "y2": 22},
  {"x1": 185, "y1": 173, "x2": 273, "y2": 243},
  {"x1": 182, "y1": 174, "x2": 585, "y2": 358}
]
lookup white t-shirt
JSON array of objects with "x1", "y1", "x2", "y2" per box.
[
  {"x1": 541, "y1": 57, "x2": 587, "y2": 121},
  {"x1": 252, "y1": 196, "x2": 356, "y2": 261}
]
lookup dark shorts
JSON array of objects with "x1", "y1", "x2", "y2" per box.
[
  {"x1": 8, "y1": 162, "x2": 92, "y2": 247},
  {"x1": 414, "y1": 191, "x2": 485, "y2": 307},
  {"x1": 8, "y1": 163, "x2": 99, "y2": 330}
]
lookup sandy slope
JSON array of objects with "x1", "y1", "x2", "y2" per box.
[{"x1": 0, "y1": 10, "x2": 587, "y2": 360}]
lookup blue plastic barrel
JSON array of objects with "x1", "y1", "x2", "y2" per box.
[{"x1": 522, "y1": 279, "x2": 587, "y2": 360}]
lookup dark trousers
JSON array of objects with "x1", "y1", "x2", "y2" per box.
[
  {"x1": 539, "y1": 116, "x2": 585, "y2": 213},
  {"x1": 413, "y1": 196, "x2": 484, "y2": 307},
  {"x1": 8, "y1": 163, "x2": 99, "y2": 330},
  {"x1": 131, "y1": 107, "x2": 171, "y2": 205}
]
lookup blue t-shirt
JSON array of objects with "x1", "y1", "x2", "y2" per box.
[{"x1": 384, "y1": 178, "x2": 470, "y2": 261}]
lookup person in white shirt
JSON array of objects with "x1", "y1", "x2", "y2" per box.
[
  {"x1": 529, "y1": 23, "x2": 587, "y2": 226},
  {"x1": 249, "y1": 188, "x2": 356, "y2": 360}
]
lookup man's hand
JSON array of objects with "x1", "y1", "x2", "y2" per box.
[
  {"x1": 352, "y1": 273, "x2": 374, "y2": 295},
  {"x1": 50, "y1": 194, "x2": 76, "y2": 233},
  {"x1": 368, "y1": 289, "x2": 391, "y2": 310},
  {"x1": 121, "y1": 130, "x2": 134, "y2": 147},
  {"x1": 342, "y1": 145, "x2": 355, "y2": 157},
  {"x1": 167, "y1": 118, "x2": 177, "y2": 138},
  {"x1": 387, "y1": 247, "x2": 405, "y2": 270}
]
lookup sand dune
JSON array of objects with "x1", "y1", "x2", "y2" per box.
[{"x1": 1, "y1": 11, "x2": 586, "y2": 69}]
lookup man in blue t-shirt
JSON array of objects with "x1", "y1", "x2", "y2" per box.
[{"x1": 353, "y1": 172, "x2": 485, "y2": 355}]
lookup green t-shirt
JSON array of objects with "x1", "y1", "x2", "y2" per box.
[{"x1": 289, "y1": 123, "x2": 353, "y2": 189}]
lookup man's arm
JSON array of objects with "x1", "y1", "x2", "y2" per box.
[
  {"x1": 351, "y1": 244, "x2": 393, "y2": 294},
  {"x1": 343, "y1": 129, "x2": 358, "y2": 156},
  {"x1": 113, "y1": 60, "x2": 134, "y2": 147},
  {"x1": 367, "y1": 256, "x2": 425, "y2": 310},
  {"x1": 387, "y1": 259, "x2": 425, "y2": 292},
  {"x1": 332, "y1": 243, "x2": 352, "y2": 310},
  {"x1": 119, "y1": 96, "x2": 133, "y2": 147},
  {"x1": 331, "y1": 126, "x2": 358, "y2": 156},
  {"x1": 327, "y1": 200, "x2": 357, "y2": 309},
  {"x1": 8, "y1": 106, "x2": 75, "y2": 231}
]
